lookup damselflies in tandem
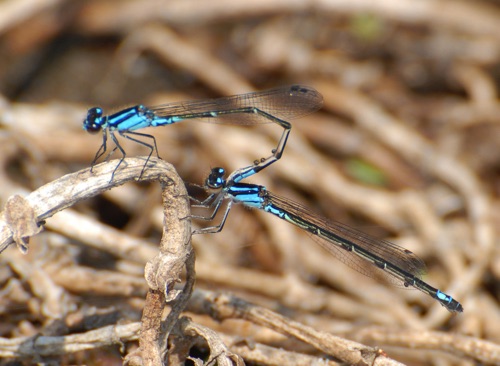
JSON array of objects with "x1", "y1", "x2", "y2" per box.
[
  {"x1": 193, "y1": 164, "x2": 463, "y2": 313},
  {"x1": 83, "y1": 85, "x2": 323, "y2": 179}
]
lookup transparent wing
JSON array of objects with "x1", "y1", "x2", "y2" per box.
[{"x1": 150, "y1": 85, "x2": 323, "y2": 125}]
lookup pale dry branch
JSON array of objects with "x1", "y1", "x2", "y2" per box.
[
  {"x1": 350, "y1": 326, "x2": 500, "y2": 365},
  {"x1": 76, "y1": 0, "x2": 500, "y2": 41},
  {"x1": 187, "y1": 289, "x2": 400, "y2": 366},
  {"x1": 0, "y1": 158, "x2": 195, "y2": 363},
  {"x1": 0, "y1": 323, "x2": 141, "y2": 358}
]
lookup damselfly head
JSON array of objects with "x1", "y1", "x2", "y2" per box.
[
  {"x1": 205, "y1": 167, "x2": 226, "y2": 189},
  {"x1": 83, "y1": 107, "x2": 104, "y2": 134}
]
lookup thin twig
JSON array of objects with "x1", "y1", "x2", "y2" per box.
[{"x1": 187, "y1": 289, "x2": 394, "y2": 366}]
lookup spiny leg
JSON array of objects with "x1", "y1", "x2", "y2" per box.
[
  {"x1": 190, "y1": 194, "x2": 225, "y2": 221},
  {"x1": 90, "y1": 130, "x2": 109, "y2": 173},
  {"x1": 120, "y1": 131, "x2": 159, "y2": 178},
  {"x1": 109, "y1": 132, "x2": 127, "y2": 181},
  {"x1": 193, "y1": 200, "x2": 233, "y2": 234}
]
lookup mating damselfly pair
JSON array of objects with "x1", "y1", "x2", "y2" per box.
[{"x1": 83, "y1": 85, "x2": 462, "y2": 313}]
